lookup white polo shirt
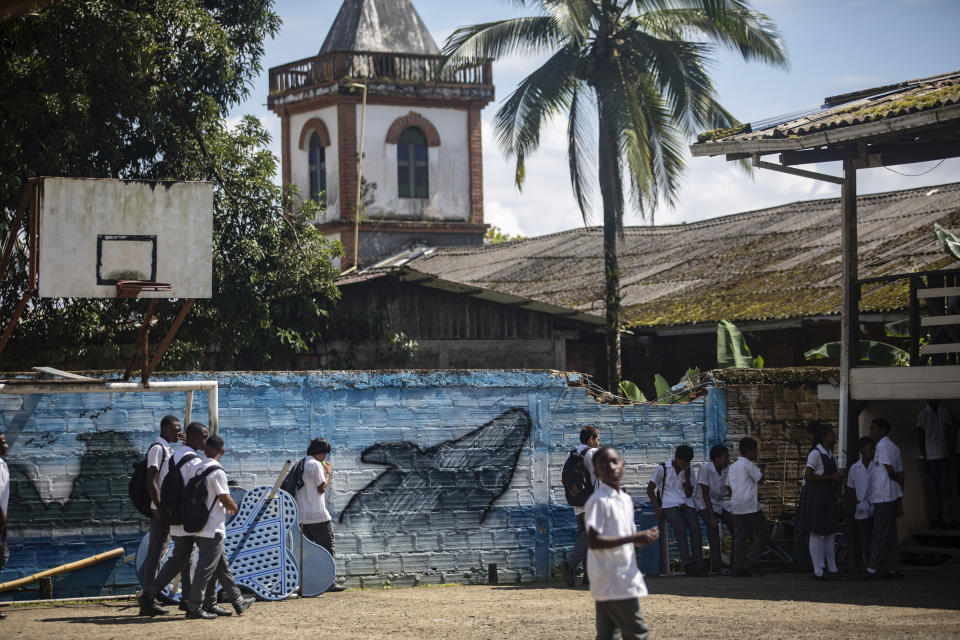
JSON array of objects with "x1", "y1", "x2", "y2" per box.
[
  {"x1": 584, "y1": 482, "x2": 648, "y2": 602},
  {"x1": 917, "y1": 404, "x2": 951, "y2": 461},
  {"x1": 568, "y1": 445, "x2": 598, "y2": 516},
  {"x1": 650, "y1": 460, "x2": 694, "y2": 509},
  {"x1": 147, "y1": 436, "x2": 174, "y2": 512},
  {"x1": 870, "y1": 436, "x2": 903, "y2": 503},
  {"x1": 193, "y1": 459, "x2": 230, "y2": 539},
  {"x1": 694, "y1": 462, "x2": 728, "y2": 513},
  {"x1": 846, "y1": 459, "x2": 873, "y2": 520},
  {"x1": 168, "y1": 446, "x2": 203, "y2": 537},
  {"x1": 0, "y1": 457, "x2": 9, "y2": 518},
  {"x1": 295, "y1": 457, "x2": 332, "y2": 525},
  {"x1": 726, "y1": 456, "x2": 762, "y2": 515},
  {"x1": 802, "y1": 445, "x2": 835, "y2": 486}
]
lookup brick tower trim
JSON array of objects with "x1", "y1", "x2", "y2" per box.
[
  {"x1": 298, "y1": 117, "x2": 332, "y2": 149},
  {"x1": 385, "y1": 112, "x2": 441, "y2": 147}
]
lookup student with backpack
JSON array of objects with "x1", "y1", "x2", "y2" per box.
[
  {"x1": 130, "y1": 415, "x2": 183, "y2": 594},
  {"x1": 557, "y1": 426, "x2": 600, "y2": 587},
  {"x1": 138, "y1": 422, "x2": 207, "y2": 617},
  {"x1": 646, "y1": 445, "x2": 705, "y2": 577},
  {"x1": 182, "y1": 434, "x2": 254, "y2": 619},
  {"x1": 293, "y1": 437, "x2": 346, "y2": 592}
]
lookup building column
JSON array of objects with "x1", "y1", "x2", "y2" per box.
[
  {"x1": 338, "y1": 101, "x2": 358, "y2": 223},
  {"x1": 281, "y1": 108, "x2": 291, "y2": 188},
  {"x1": 467, "y1": 104, "x2": 484, "y2": 225}
]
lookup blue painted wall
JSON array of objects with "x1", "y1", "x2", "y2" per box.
[{"x1": 0, "y1": 371, "x2": 723, "y2": 598}]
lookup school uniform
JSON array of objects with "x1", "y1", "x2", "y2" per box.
[
  {"x1": 186, "y1": 459, "x2": 245, "y2": 614},
  {"x1": 695, "y1": 462, "x2": 735, "y2": 572},
  {"x1": 559, "y1": 445, "x2": 597, "y2": 578},
  {"x1": 867, "y1": 436, "x2": 902, "y2": 575},
  {"x1": 651, "y1": 460, "x2": 703, "y2": 574},
  {"x1": 726, "y1": 456, "x2": 770, "y2": 574},
  {"x1": 142, "y1": 436, "x2": 174, "y2": 587},
  {"x1": 0, "y1": 456, "x2": 8, "y2": 587},
  {"x1": 918, "y1": 403, "x2": 955, "y2": 525},
  {"x1": 295, "y1": 457, "x2": 336, "y2": 557},
  {"x1": 585, "y1": 481, "x2": 650, "y2": 640},
  {"x1": 846, "y1": 458, "x2": 874, "y2": 565},
  {"x1": 797, "y1": 445, "x2": 840, "y2": 577},
  {"x1": 142, "y1": 446, "x2": 202, "y2": 604}
]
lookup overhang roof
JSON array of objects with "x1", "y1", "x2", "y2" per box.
[
  {"x1": 690, "y1": 69, "x2": 960, "y2": 160},
  {"x1": 336, "y1": 266, "x2": 606, "y2": 328},
  {"x1": 319, "y1": 0, "x2": 439, "y2": 55},
  {"x1": 394, "y1": 183, "x2": 960, "y2": 329}
]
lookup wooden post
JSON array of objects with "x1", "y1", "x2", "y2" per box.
[{"x1": 839, "y1": 156, "x2": 858, "y2": 471}]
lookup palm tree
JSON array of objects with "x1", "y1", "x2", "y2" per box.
[{"x1": 440, "y1": 0, "x2": 787, "y2": 391}]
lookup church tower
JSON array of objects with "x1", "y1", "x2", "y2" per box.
[{"x1": 268, "y1": 0, "x2": 494, "y2": 269}]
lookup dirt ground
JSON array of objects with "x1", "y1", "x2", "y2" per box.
[{"x1": 2, "y1": 573, "x2": 959, "y2": 640}]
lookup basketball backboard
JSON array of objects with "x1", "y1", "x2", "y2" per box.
[{"x1": 36, "y1": 177, "x2": 213, "y2": 298}]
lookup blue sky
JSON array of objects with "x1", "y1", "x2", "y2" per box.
[{"x1": 231, "y1": 0, "x2": 960, "y2": 237}]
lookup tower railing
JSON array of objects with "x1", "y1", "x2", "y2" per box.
[{"x1": 269, "y1": 50, "x2": 492, "y2": 96}]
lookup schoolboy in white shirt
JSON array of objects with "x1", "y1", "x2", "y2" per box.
[
  {"x1": 295, "y1": 437, "x2": 346, "y2": 592},
  {"x1": 726, "y1": 437, "x2": 770, "y2": 577},
  {"x1": 696, "y1": 444, "x2": 735, "y2": 575},
  {"x1": 586, "y1": 447, "x2": 659, "y2": 640},
  {"x1": 846, "y1": 436, "x2": 875, "y2": 567},
  {"x1": 558, "y1": 426, "x2": 599, "y2": 587},
  {"x1": 646, "y1": 445, "x2": 704, "y2": 576},
  {"x1": 865, "y1": 417, "x2": 904, "y2": 579},
  {"x1": 0, "y1": 432, "x2": 8, "y2": 621},
  {"x1": 142, "y1": 415, "x2": 182, "y2": 594},
  {"x1": 917, "y1": 400, "x2": 958, "y2": 529},
  {"x1": 184, "y1": 434, "x2": 254, "y2": 619}
]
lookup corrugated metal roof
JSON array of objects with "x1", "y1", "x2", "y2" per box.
[
  {"x1": 692, "y1": 69, "x2": 960, "y2": 156},
  {"x1": 319, "y1": 0, "x2": 439, "y2": 55},
  {"x1": 399, "y1": 183, "x2": 960, "y2": 328}
]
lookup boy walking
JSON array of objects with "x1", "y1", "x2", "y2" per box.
[
  {"x1": 558, "y1": 426, "x2": 599, "y2": 586},
  {"x1": 586, "y1": 446, "x2": 659, "y2": 640},
  {"x1": 294, "y1": 437, "x2": 346, "y2": 592},
  {"x1": 646, "y1": 445, "x2": 704, "y2": 576},
  {"x1": 726, "y1": 437, "x2": 770, "y2": 577}
]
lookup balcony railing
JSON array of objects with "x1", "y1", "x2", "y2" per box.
[
  {"x1": 857, "y1": 268, "x2": 960, "y2": 365},
  {"x1": 269, "y1": 51, "x2": 492, "y2": 96}
]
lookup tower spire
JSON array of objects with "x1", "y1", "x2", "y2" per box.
[{"x1": 320, "y1": 0, "x2": 439, "y2": 55}]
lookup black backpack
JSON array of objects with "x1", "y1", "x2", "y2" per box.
[
  {"x1": 562, "y1": 447, "x2": 595, "y2": 507},
  {"x1": 128, "y1": 442, "x2": 166, "y2": 518},
  {"x1": 280, "y1": 457, "x2": 307, "y2": 497},
  {"x1": 159, "y1": 452, "x2": 197, "y2": 524},
  {"x1": 181, "y1": 464, "x2": 222, "y2": 534}
]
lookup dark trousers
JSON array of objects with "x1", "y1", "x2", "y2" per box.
[
  {"x1": 663, "y1": 504, "x2": 703, "y2": 572},
  {"x1": 857, "y1": 517, "x2": 874, "y2": 566},
  {"x1": 567, "y1": 513, "x2": 588, "y2": 572},
  {"x1": 595, "y1": 598, "x2": 650, "y2": 640},
  {"x1": 144, "y1": 535, "x2": 197, "y2": 601},
  {"x1": 142, "y1": 513, "x2": 170, "y2": 586},
  {"x1": 923, "y1": 458, "x2": 954, "y2": 523},
  {"x1": 189, "y1": 533, "x2": 242, "y2": 611},
  {"x1": 732, "y1": 511, "x2": 771, "y2": 572},
  {"x1": 699, "y1": 508, "x2": 736, "y2": 571},
  {"x1": 868, "y1": 500, "x2": 898, "y2": 573},
  {"x1": 303, "y1": 520, "x2": 335, "y2": 557}
]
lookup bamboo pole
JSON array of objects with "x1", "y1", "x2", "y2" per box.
[{"x1": 0, "y1": 548, "x2": 124, "y2": 593}]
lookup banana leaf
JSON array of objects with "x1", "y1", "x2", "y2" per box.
[
  {"x1": 654, "y1": 374, "x2": 674, "y2": 403},
  {"x1": 804, "y1": 340, "x2": 909, "y2": 366},
  {"x1": 934, "y1": 223, "x2": 960, "y2": 260},
  {"x1": 619, "y1": 380, "x2": 647, "y2": 402},
  {"x1": 717, "y1": 319, "x2": 754, "y2": 368},
  {"x1": 884, "y1": 319, "x2": 910, "y2": 338}
]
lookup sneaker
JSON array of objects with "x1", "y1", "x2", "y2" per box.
[
  {"x1": 825, "y1": 572, "x2": 840, "y2": 581},
  {"x1": 813, "y1": 573, "x2": 827, "y2": 581},
  {"x1": 859, "y1": 571, "x2": 880, "y2": 581},
  {"x1": 202, "y1": 604, "x2": 232, "y2": 617},
  {"x1": 558, "y1": 562, "x2": 575, "y2": 587},
  {"x1": 326, "y1": 583, "x2": 346, "y2": 592},
  {"x1": 719, "y1": 567, "x2": 733, "y2": 577},
  {"x1": 232, "y1": 596, "x2": 255, "y2": 616},
  {"x1": 156, "y1": 592, "x2": 179, "y2": 606},
  {"x1": 185, "y1": 608, "x2": 217, "y2": 620}
]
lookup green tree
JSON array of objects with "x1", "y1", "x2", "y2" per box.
[
  {"x1": 0, "y1": 0, "x2": 341, "y2": 370},
  {"x1": 441, "y1": 0, "x2": 787, "y2": 390}
]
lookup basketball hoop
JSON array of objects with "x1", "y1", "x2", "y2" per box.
[{"x1": 116, "y1": 280, "x2": 172, "y2": 299}]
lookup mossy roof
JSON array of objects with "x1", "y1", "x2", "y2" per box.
[{"x1": 403, "y1": 183, "x2": 960, "y2": 329}]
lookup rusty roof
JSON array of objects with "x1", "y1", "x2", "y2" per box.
[
  {"x1": 398, "y1": 183, "x2": 960, "y2": 328},
  {"x1": 691, "y1": 70, "x2": 960, "y2": 157},
  {"x1": 319, "y1": 0, "x2": 439, "y2": 56}
]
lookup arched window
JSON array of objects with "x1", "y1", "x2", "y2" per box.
[
  {"x1": 309, "y1": 132, "x2": 326, "y2": 203},
  {"x1": 397, "y1": 127, "x2": 428, "y2": 199}
]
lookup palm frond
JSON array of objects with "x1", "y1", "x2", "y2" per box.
[
  {"x1": 439, "y1": 16, "x2": 564, "y2": 71},
  {"x1": 567, "y1": 82, "x2": 596, "y2": 223}
]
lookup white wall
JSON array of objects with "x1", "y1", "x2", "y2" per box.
[
  {"x1": 360, "y1": 105, "x2": 470, "y2": 222},
  {"x1": 289, "y1": 107, "x2": 340, "y2": 221}
]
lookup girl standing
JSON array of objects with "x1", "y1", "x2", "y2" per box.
[{"x1": 796, "y1": 421, "x2": 841, "y2": 580}]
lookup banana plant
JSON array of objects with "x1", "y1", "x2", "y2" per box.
[
  {"x1": 717, "y1": 320, "x2": 764, "y2": 368},
  {"x1": 804, "y1": 340, "x2": 909, "y2": 366}
]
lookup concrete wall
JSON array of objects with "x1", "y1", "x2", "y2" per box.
[{"x1": 0, "y1": 370, "x2": 722, "y2": 599}]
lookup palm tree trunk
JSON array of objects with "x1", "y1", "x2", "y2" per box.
[{"x1": 597, "y1": 106, "x2": 621, "y2": 392}]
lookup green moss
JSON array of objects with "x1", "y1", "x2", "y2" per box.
[
  {"x1": 835, "y1": 85, "x2": 960, "y2": 122},
  {"x1": 697, "y1": 122, "x2": 751, "y2": 143}
]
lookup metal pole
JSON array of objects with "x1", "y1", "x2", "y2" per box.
[
  {"x1": 0, "y1": 380, "x2": 218, "y2": 394},
  {"x1": 185, "y1": 389, "x2": 193, "y2": 425},
  {"x1": 347, "y1": 83, "x2": 367, "y2": 272},
  {"x1": 838, "y1": 156, "x2": 858, "y2": 470},
  {"x1": 208, "y1": 385, "x2": 218, "y2": 436}
]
